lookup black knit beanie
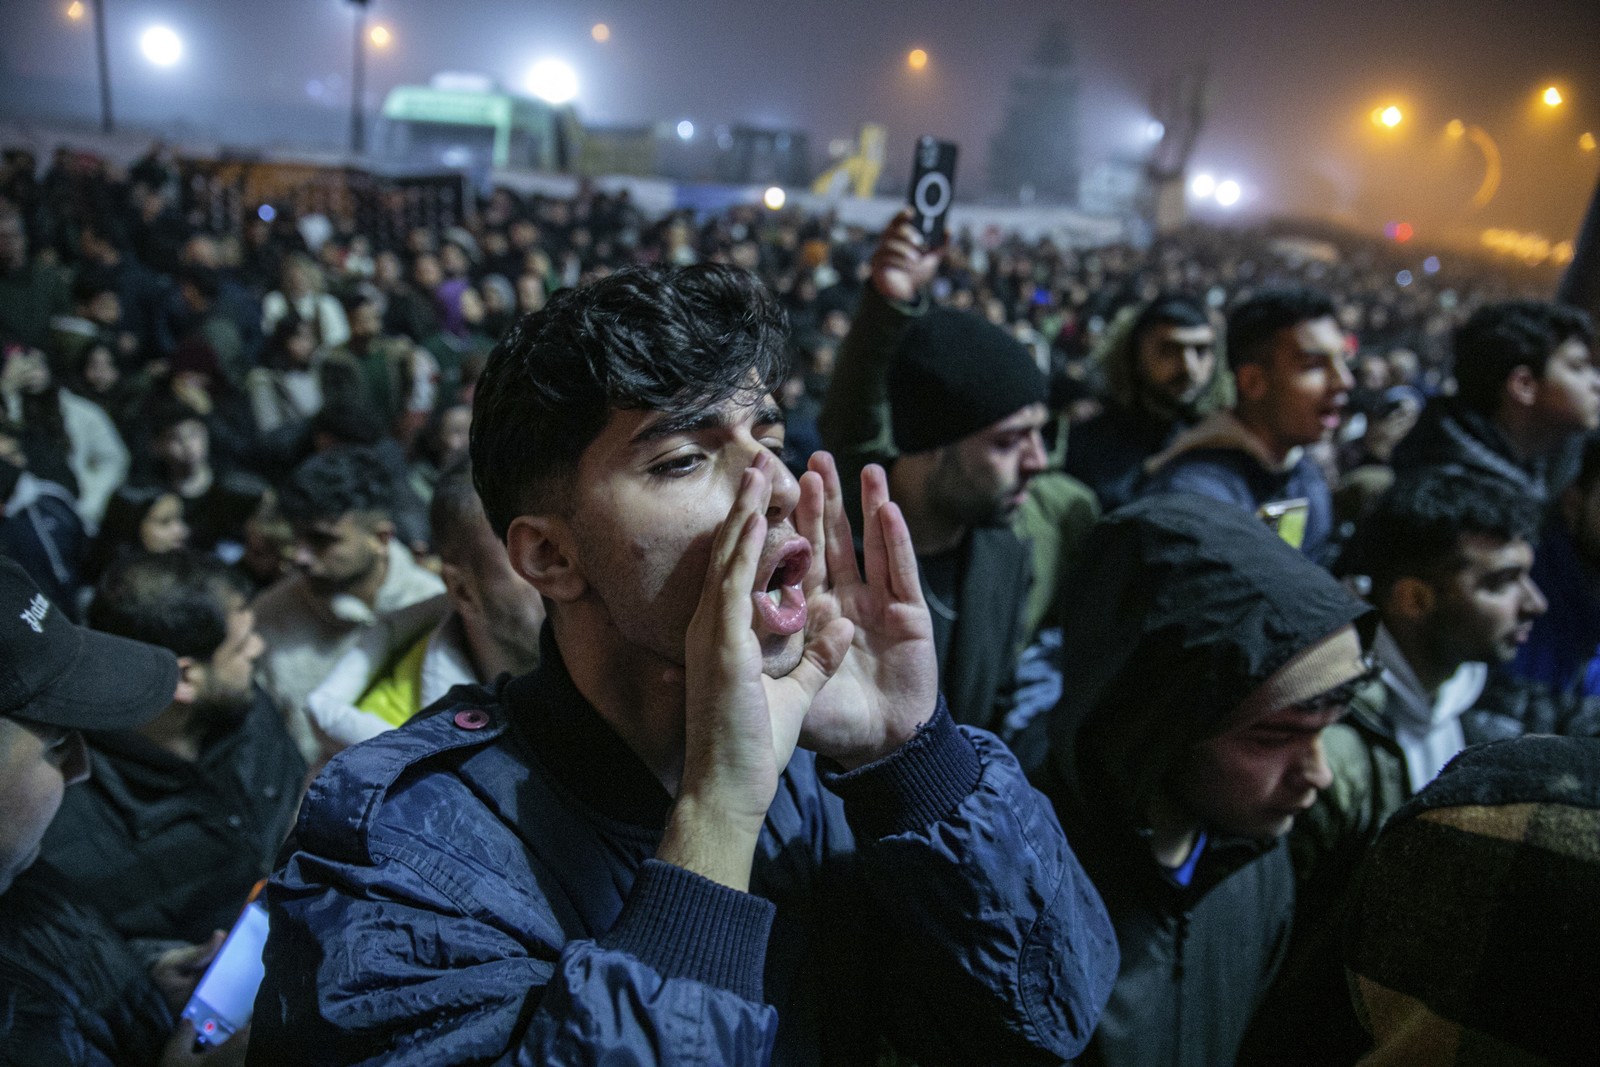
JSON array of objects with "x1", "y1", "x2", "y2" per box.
[{"x1": 888, "y1": 307, "x2": 1048, "y2": 454}]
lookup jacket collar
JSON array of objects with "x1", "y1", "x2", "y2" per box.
[{"x1": 505, "y1": 630, "x2": 674, "y2": 830}]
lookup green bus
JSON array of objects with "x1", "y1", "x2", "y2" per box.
[{"x1": 377, "y1": 78, "x2": 579, "y2": 172}]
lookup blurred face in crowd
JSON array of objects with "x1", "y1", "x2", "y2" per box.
[
  {"x1": 413, "y1": 254, "x2": 442, "y2": 291},
  {"x1": 440, "y1": 243, "x2": 470, "y2": 279},
  {"x1": 1419, "y1": 534, "x2": 1546, "y2": 668},
  {"x1": 155, "y1": 418, "x2": 210, "y2": 481},
  {"x1": 927, "y1": 403, "x2": 1050, "y2": 528},
  {"x1": 0, "y1": 717, "x2": 89, "y2": 895},
  {"x1": 1168, "y1": 632, "x2": 1354, "y2": 841},
  {"x1": 1532, "y1": 336, "x2": 1600, "y2": 434},
  {"x1": 85, "y1": 290, "x2": 121, "y2": 326},
  {"x1": 184, "y1": 598, "x2": 264, "y2": 727},
  {"x1": 516, "y1": 273, "x2": 546, "y2": 314},
  {"x1": 139, "y1": 493, "x2": 190, "y2": 553},
  {"x1": 81, "y1": 344, "x2": 119, "y2": 395},
  {"x1": 374, "y1": 250, "x2": 403, "y2": 288},
  {"x1": 1239, "y1": 316, "x2": 1353, "y2": 456},
  {"x1": 349, "y1": 301, "x2": 383, "y2": 341},
  {"x1": 1135, "y1": 321, "x2": 1217, "y2": 417},
  {"x1": 437, "y1": 405, "x2": 472, "y2": 464},
  {"x1": 291, "y1": 511, "x2": 391, "y2": 597}
]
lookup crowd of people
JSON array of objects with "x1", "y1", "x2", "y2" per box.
[{"x1": 1, "y1": 137, "x2": 1597, "y2": 1066}]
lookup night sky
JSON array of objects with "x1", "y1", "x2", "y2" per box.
[{"x1": 2, "y1": 0, "x2": 1596, "y2": 244}]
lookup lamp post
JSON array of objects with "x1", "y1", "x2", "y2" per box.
[
  {"x1": 90, "y1": 0, "x2": 113, "y2": 133},
  {"x1": 348, "y1": 0, "x2": 369, "y2": 156}
]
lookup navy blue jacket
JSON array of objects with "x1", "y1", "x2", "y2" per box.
[{"x1": 249, "y1": 639, "x2": 1117, "y2": 1065}]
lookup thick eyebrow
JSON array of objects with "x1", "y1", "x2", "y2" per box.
[{"x1": 629, "y1": 402, "x2": 786, "y2": 448}]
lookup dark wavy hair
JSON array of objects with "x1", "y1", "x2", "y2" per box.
[
  {"x1": 1452, "y1": 301, "x2": 1594, "y2": 416},
  {"x1": 278, "y1": 446, "x2": 396, "y2": 526},
  {"x1": 89, "y1": 549, "x2": 250, "y2": 660},
  {"x1": 470, "y1": 263, "x2": 789, "y2": 537},
  {"x1": 1335, "y1": 467, "x2": 1542, "y2": 597}
]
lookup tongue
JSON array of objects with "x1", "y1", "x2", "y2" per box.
[{"x1": 752, "y1": 583, "x2": 806, "y2": 636}]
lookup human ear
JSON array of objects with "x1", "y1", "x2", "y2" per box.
[
  {"x1": 1506, "y1": 365, "x2": 1538, "y2": 408},
  {"x1": 1387, "y1": 576, "x2": 1436, "y2": 623},
  {"x1": 1235, "y1": 361, "x2": 1268, "y2": 403},
  {"x1": 173, "y1": 657, "x2": 201, "y2": 705},
  {"x1": 507, "y1": 515, "x2": 586, "y2": 602},
  {"x1": 370, "y1": 518, "x2": 396, "y2": 547}
]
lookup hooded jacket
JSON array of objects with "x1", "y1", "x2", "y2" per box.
[
  {"x1": 1390, "y1": 396, "x2": 1576, "y2": 506},
  {"x1": 1039, "y1": 494, "x2": 1369, "y2": 1067},
  {"x1": 1140, "y1": 410, "x2": 1335, "y2": 559}
]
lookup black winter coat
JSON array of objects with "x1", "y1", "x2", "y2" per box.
[{"x1": 1040, "y1": 493, "x2": 1370, "y2": 1067}]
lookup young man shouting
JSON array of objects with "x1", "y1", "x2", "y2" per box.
[{"x1": 251, "y1": 265, "x2": 1117, "y2": 1065}]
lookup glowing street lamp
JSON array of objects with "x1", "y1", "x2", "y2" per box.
[
  {"x1": 591, "y1": 23, "x2": 611, "y2": 42},
  {"x1": 1446, "y1": 119, "x2": 1465, "y2": 139},
  {"x1": 139, "y1": 26, "x2": 182, "y2": 67},
  {"x1": 1189, "y1": 173, "x2": 1216, "y2": 199},
  {"x1": 1543, "y1": 86, "x2": 1563, "y2": 107},
  {"x1": 1214, "y1": 180, "x2": 1242, "y2": 208},
  {"x1": 1581, "y1": 132, "x2": 1597, "y2": 153},
  {"x1": 907, "y1": 48, "x2": 928, "y2": 71},
  {"x1": 676, "y1": 120, "x2": 695, "y2": 141},
  {"x1": 526, "y1": 59, "x2": 578, "y2": 104},
  {"x1": 368, "y1": 24, "x2": 391, "y2": 48},
  {"x1": 1378, "y1": 106, "x2": 1403, "y2": 128},
  {"x1": 65, "y1": 1, "x2": 85, "y2": 20},
  {"x1": 763, "y1": 186, "x2": 787, "y2": 210}
]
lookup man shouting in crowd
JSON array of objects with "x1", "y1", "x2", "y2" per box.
[{"x1": 250, "y1": 264, "x2": 1118, "y2": 1065}]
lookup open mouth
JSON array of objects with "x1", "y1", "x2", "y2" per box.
[{"x1": 752, "y1": 539, "x2": 811, "y2": 637}]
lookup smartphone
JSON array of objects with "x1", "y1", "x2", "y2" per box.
[
  {"x1": 908, "y1": 136, "x2": 958, "y2": 248},
  {"x1": 180, "y1": 897, "x2": 270, "y2": 1047}
]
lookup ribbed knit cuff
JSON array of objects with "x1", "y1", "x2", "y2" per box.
[
  {"x1": 821, "y1": 698, "x2": 982, "y2": 841},
  {"x1": 597, "y1": 859, "x2": 775, "y2": 1002}
]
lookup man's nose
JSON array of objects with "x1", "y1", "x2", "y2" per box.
[
  {"x1": 753, "y1": 447, "x2": 800, "y2": 524},
  {"x1": 1523, "y1": 577, "x2": 1549, "y2": 619},
  {"x1": 1021, "y1": 429, "x2": 1049, "y2": 474},
  {"x1": 1300, "y1": 736, "x2": 1334, "y2": 792}
]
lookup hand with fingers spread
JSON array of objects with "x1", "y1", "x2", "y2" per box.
[
  {"x1": 871, "y1": 207, "x2": 944, "y2": 305},
  {"x1": 794, "y1": 451, "x2": 939, "y2": 769},
  {"x1": 659, "y1": 450, "x2": 854, "y2": 891}
]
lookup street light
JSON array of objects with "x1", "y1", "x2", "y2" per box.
[
  {"x1": 763, "y1": 187, "x2": 786, "y2": 210},
  {"x1": 907, "y1": 48, "x2": 928, "y2": 71},
  {"x1": 1582, "y1": 132, "x2": 1597, "y2": 153},
  {"x1": 65, "y1": 1, "x2": 85, "y2": 20},
  {"x1": 1214, "y1": 180, "x2": 1241, "y2": 208},
  {"x1": 140, "y1": 26, "x2": 182, "y2": 66},
  {"x1": 1543, "y1": 86, "x2": 1564, "y2": 107},
  {"x1": 1378, "y1": 106, "x2": 1402, "y2": 128},
  {"x1": 591, "y1": 23, "x2": 610, "y2": 42},
  {"x1": 676, "y1": 120, "x2": 695, "y2": 141},
  {"x1": 526, "y1": 59, "x2": 578, "y2": 104},
  {"x1": 1189, "y1": 173, "x2": 1216, "y2": 199},
  {"x1": 369, "y1": 24, "x2": 391, "y2": 48}
]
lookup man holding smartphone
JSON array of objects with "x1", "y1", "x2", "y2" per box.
[{"x1": 0, "y1": 556, "x2": 247, "y2": 1064}]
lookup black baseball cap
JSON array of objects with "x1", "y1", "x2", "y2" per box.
[{"x1": 0, "y1": 556, "x2": 179, "y2": 730}]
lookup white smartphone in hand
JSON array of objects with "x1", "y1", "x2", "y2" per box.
[{"x1": 179, "y1": 898, "x2": 270, "y2": 1047}]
